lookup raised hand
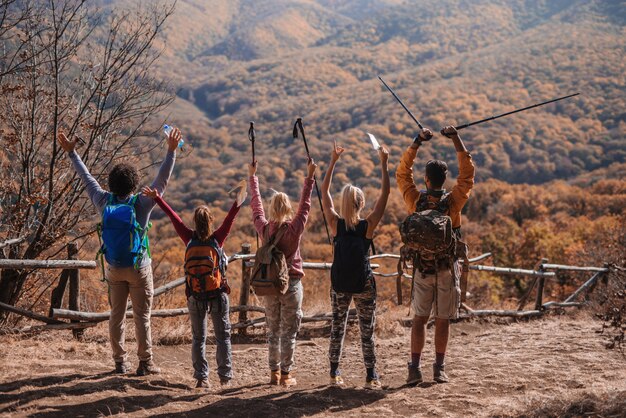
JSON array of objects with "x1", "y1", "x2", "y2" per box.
[
  {"x1": 307, "y1": 158, "x2": 318, "y2": 179},
  {"x1": 331, "y1": 140, "x2": 345, "y2": 161},
  {"x1": 141, "y1": 186, "x2": 161, "y2": 199},
  {"x1": 378, "y1": 145, "x2": 389, "y2": 166},
  {"x1": 440, "y1": 125, "x2": 459, "y2": 139},
  {"x1": 248, "y1": 161, "x2": 257, "y2": 177},
  {"x1": 57, "y1": 132, "x2": 77, "y2": 153},
  {"x1": 418, "y1": 128, "x2": 433, "y2": 141},
  {"x1": 167, "y1": 127, "x2": 181, "y2": 152}
]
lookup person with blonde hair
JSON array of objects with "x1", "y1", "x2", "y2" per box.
[
  {"x1": 321, "y1": 140, "x2": 390, "y2": 389},
  {"x1": 248, "y1": 158, "x2": 317, "y2": 387},
  {"x1": 142, "y1": 181, "x2": 244, "y2": 389}
]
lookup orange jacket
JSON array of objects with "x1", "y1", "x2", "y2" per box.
[{"x1": 396, "y1": 146, "x2": 475, "y2": 228}]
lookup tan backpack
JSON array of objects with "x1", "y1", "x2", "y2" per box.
[{"x1": 250, "y1": 224, "x2": 290, "y2": 296}]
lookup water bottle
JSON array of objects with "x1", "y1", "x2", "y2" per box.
[{"x1": 163, "y1": 124, "x2": 184, "y2": 149}]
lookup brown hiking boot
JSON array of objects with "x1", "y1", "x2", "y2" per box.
[
  {"x1": 136, "y1": 360, "x2": 161, "y2": 376},
  {"x1": 406, "y1": 363, "x2": 423, "y2": 385},
  {"x1": 433, "y1": 363, "x2": 449, "y2": 383},
  {"x1": 280, "y1": 372, "x2": 297, "y2": 387},
  {"x1": 269, "y1": 370, "x2": 280, "y2": 385},
  {"x1": 114, "y1": 361, "x2": 130, "y2": 374},
  {"x1": 195, "y1": 378, "x2": 209, "y2": 389},
  {"x1": 219, "y1": 377, "x2": 232, "y2": 387}
]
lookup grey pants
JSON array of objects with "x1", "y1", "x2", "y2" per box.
[
  {"x1": 263, "y1": 278, "x2": 303, "y2": 373},
  {"x1": 329, "y1": 278, "x2": 377, "y2": 368},
  {"x1": 187, "y1": 293, "x2": 232, "y2": 381}
]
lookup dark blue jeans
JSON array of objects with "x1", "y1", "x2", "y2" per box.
[{"x1": 187, "y1": 293, "x2": 232, "y2": 380}]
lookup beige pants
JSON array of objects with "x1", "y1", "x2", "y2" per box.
[
  {"x1": 106, "y1": 264, "x2": 154, "y2": 363},
  {"x1": 412, "y1": 262, "x2": 461, "y2": 320}
]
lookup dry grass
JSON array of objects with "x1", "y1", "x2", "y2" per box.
[{"x1": 1, "y1": 313, "x2": 625, "y2": 417}]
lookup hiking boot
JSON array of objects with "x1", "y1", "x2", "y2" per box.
[
  {"x1": 195, "y1": 378, "x2": 209, "y2": 389},
  {"x1": 433, "y1": 363, "x2": 449, "y2": 383},
  {"x1": 329, "y1": 372, "x2": 345, "y2": 386},
  {"x1": 269, "y1": 370, "x2": 280, "y2": 385},
  {"x1": 406, "y1": 363, "x2": 423, "y2": 385},
  {"x1": 365, "y1": 376, "x2": 382, "y2": 390},
  {"x1": 114, "y1": 361, "x2": 130, "y2": 374},
  {"x1": 280, "y1": 372, "x2": 297, "y2": 387},
  {"x1": 220, "y1": 377, "x2": 232, "y2": 387},
  {"x1": 136, "y1": 360, "x2": 161, "y2": 376}
]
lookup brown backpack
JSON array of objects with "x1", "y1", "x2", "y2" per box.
[{"x1": 250, "y1": 224, "x2": 290, "y2": 296}]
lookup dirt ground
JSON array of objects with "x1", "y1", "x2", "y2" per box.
[{"x1": 1, "y1": 315, "x2": 625, "y2": 418}]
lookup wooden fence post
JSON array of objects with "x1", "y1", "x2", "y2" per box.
[
  {"x1": 49, "y1": 270, "x2": 70, "y2": 317},
  {"x1": 534, "y1": 259, "x2": 548, "y2": 311},
  {"x1": 237, "y1": 244, "x2": 252, "y2": 335},
  {"x1": 67, "y1": 243, "x2": 83, "y2": 340}
]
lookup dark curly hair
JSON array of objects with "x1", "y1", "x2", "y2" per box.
[
  {"x1": 108, "y1": 163, "x2": 139, "y2": 197},
  {"x1": 425, "y1": 159, "x2": 448, "y2": 189}
]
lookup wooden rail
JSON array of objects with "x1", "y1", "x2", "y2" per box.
[{"x1": 0, "y1": 243, "x2": 613, "y2": 338}]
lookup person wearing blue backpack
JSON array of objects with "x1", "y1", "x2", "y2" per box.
[
  {"x1": 57, "y1": 128, "x2": 179, "y2": 376},
  {"x1": 321, "y1": 140, "x2": 390, "y2": 389}
]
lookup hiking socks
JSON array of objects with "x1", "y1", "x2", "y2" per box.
[
  {"x1": 435, "y1": 352, "x2": 445, "y2": 366},
  {"x1": 281, "y1": 370, "x2": 290, "y2": 376},
  {"x1": 411, "y1": 352, "x2": 422, "y2": 368},
  {"x1": 330, "y1": 361, "x2": 340, "y2": 377}
]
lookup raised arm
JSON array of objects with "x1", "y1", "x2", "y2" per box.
[
  {"x1": 366, "y1": 145, "x2": 390, "y2": 238},
  {"x1": 441, "y1": 126, "x2": 475, "y2": 215},
  {"x1": 212, "y1": 200, "x2": 241, "y2": 247},
  {"x1": 396, "y1": 128, "x2": 433, "y2": 213},
  {"x1": 150, "y1": 127, "x2": 180, "y2": 194},
  {"x1": 248, "y1": 162, "x2": 269, "y2": 236},
  {"x1": 321, "y1": 141, "x2": 343, "y2": 236},
  {"x1": 290, "y1": 159, "x2": 316, "y2": 236},
  {"x1": 58, "y1": 132, "x2": 108, "y2": 211},
  {"x1": 142, "y1": 187, "x2": 193, "y2": 245}
]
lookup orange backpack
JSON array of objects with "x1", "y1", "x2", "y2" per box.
[{"x1": 184, "y1": 237, "x2": 227, "y2": 300}]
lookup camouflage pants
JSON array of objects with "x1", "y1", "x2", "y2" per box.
[
  {"x1": 328, "y1": 278, "x2": 377, "y2": 368},
  {"x1": 263, "y1": 278, "x2": 303, "y2": 373}
]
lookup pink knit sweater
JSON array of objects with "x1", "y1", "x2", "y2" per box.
[{"x1": 249, "y1": 175, "x2": 314, "y2": 279}]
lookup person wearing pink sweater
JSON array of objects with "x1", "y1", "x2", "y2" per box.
[
  {"x1": 142, "y1": 186, "x2": 241, "y2": 390},
  {"x1": 248, "y1": 158, "x2": 317, "y2": 387}
]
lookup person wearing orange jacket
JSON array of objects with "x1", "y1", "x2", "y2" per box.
[{"x1": 396, "y1": 125, "x2": 475, "y2": 385}]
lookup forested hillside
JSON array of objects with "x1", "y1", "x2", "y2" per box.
[{"x1": 125, "y1": 0, "x2": 626, "y2": 210}]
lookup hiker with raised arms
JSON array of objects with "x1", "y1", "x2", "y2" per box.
[
  {"x1": 321, "y1": 140, "x2": 390, "y2": 389},
  {"x1": 141, "y1": 181, "x2": 245, "y2": 389},
  {"x1": 248, "y1": 157, "x2": 317, "y2": 387},
  {"x1": 57, "y1": 128, "x2": 179, "y2": 376},
  {"x1": 396, "y1": 125, "x2": 475, "y2": 384}
]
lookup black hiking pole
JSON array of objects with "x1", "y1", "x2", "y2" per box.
[
  {"x1": 444, "y1": 93, "x2": 580, "y2": 133},
  {"x1": 248, "y1": 121, "x2": 260, "y2": 249},
  {"x1": 292, "y1": 118, "x2": 332, "y2": 246},
  {"x1": 248, "y1": 121, "x2": 256, "y2": 164},
  {"x1": 378, "y1": 76, "x2": 424, "y2": 130}
]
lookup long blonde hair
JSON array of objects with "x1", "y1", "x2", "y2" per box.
[
  {"x1": 268, "y1": 192, "x2": 293, "y2": 224},
  {"x1": 340, "y1": 184, "x2": 365, "y2": 230},
  {"x1": 194, "y1": 206, "x2": 214, "y2": 241}
]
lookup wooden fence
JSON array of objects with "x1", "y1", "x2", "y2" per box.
[{"x1": 0, "y1": 241, "x2": 612, "y2": 338}]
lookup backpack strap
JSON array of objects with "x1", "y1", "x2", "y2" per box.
[
  {"x1": 336, "y1": 219, "x2": 346, "y2": 236},
  {"x1": 269, "y1": 223, "x2": 289, "y2": 246}
]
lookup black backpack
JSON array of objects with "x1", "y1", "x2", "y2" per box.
[{"x1": 331, "y1": 219, "x2": 375, "y2": 293}]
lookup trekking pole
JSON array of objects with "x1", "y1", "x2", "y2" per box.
[
  {"x1": 446, "y1": 93, "x2": 580, "y2": 132},
  {"x1": 248, "y1": 121, "x2": 256, "y2": 164},
  {"x1": 292, "y1": 118, "x2": 332, "y2": 246},
  {"x1": 248, "y1": 121, "x2": 259, "y2": 249},
  {"x1": 378, "y1": 76, "x2": 424, "y2": 130}
]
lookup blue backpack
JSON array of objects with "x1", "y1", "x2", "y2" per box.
[{"x1": 97, "y1": 194, "x2": 151, "y2": 272}]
